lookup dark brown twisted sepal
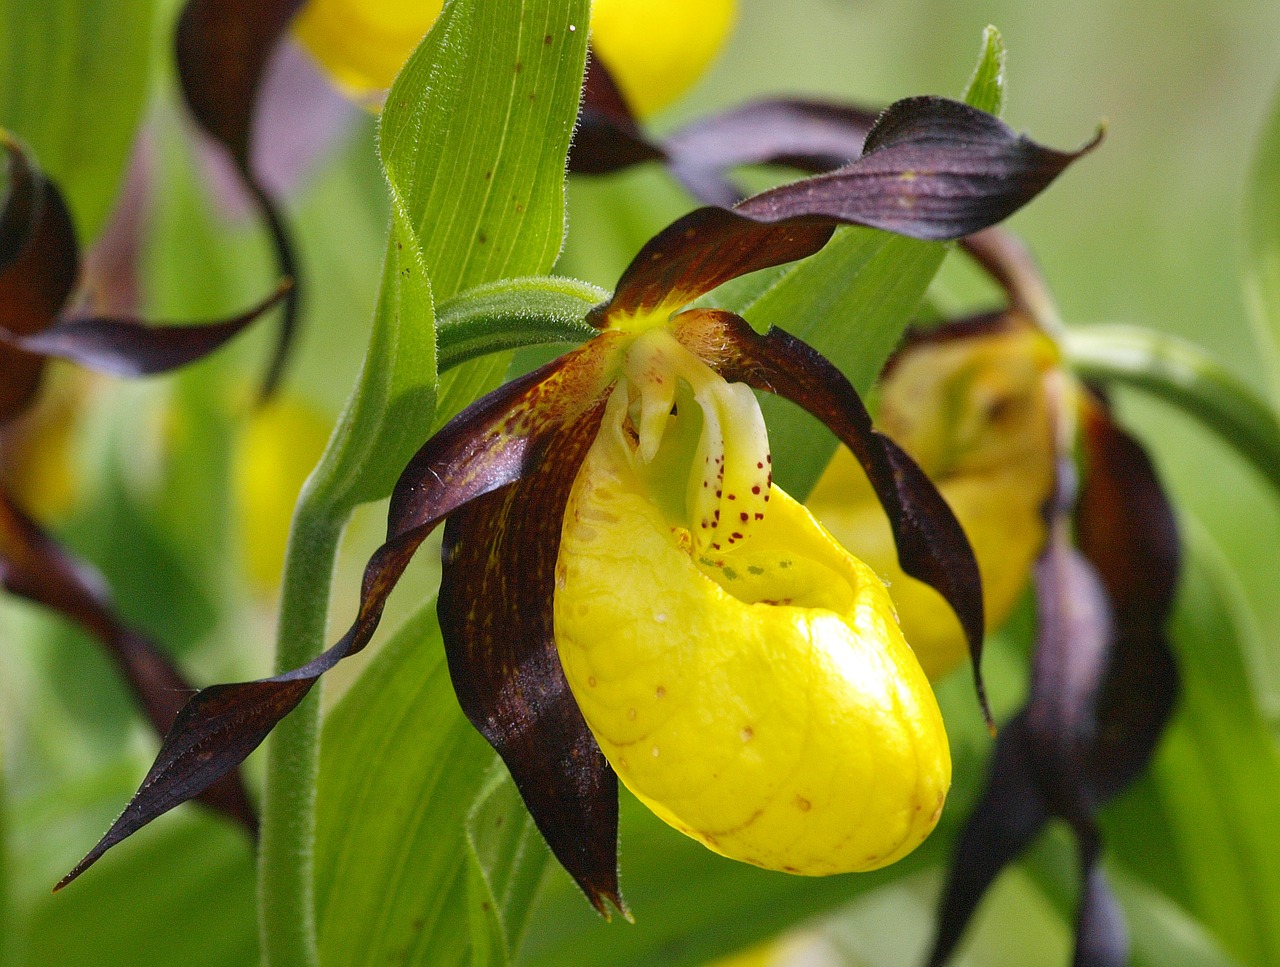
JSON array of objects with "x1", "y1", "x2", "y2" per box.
[
  {"x1": 678, "y1": 309, "x2": 991, "y2": 726},
  {"x1": 439, "y1": 403, "x2": 624, "y2": 918},
  {"x1": 0, "y1": 134, "x2": 79, "y2": 422},
  {"x1": 927, "y1": 403, "x2": 1179, "y2": 967},
  {"x1": 175, "y1": 0, "x2": 306, "y2": 398},
  {"x1": 58, "y1": 337, "x2": 623, "y2": 890},
  {"x1": 0, "y1": 489, "x2": 257, "y2": 837},
  {"x1": 6, "y1": 280, "x2": 291, "y2": 377},
  {"x1": 589, "y1": 96, "x2": 1100, "y2": 325}
]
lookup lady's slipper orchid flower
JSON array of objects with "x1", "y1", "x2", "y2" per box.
[
  {"x1": 61, "y1": 96, "x2": 1096, "y2": 911},
  {"x1": 807, "y1": 315, "x2": 1059, "y2": 679}
]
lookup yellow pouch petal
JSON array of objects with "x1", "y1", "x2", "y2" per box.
[{"x1": 555, "y1": 410, "x2": 949, "y2": 875}]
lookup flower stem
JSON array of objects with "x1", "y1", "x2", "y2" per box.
[{"x1": 257, "y1": 488, "x2": 345, "y2": 967}]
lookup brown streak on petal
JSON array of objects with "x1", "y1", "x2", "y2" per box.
[{"x1": 439, "y1": 402, "x2": 624, "y2": 916}]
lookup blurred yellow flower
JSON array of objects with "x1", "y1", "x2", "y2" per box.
[
  {"x1": 294, "y1": 0, "x2": 735, "y2": 113},
  {"x1": 233, "y1": 396, "x2": 332, "y2": 593},
  {"x1": 807, "y1": 322, "x2": 1059, "y2": 680}
]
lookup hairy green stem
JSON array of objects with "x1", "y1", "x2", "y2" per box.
[{"x1": 257, "y1": 490, "x2": 345, "y2": 967}]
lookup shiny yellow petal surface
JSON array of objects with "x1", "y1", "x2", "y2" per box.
[
  {"x1": 555, "y1": 415, "x2": 949, "y2": 874},
  {"x1": 807, "y1": 327, "x2": 1058, "y2": 679},
  {"x1": 590, "y1": 0, "x2": 736, "y2": 117},
  {"x1": 294, "y1": 0, "x2": 444, "y2": 99}
]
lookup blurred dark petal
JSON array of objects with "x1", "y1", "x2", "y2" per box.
[
  {"x1": 928, "y1": 715, "x2": 1049, "y2": 967},
  {"x1": 6, "y1": 281, "x2": 291, "y2": 377},
  {"x1": 0, "y1": 488, "x2": 257, "y2": 835}
]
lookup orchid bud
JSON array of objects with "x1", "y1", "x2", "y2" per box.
[{"x1": 807, "y1": 324, "x2": 1059, "y2": 679}]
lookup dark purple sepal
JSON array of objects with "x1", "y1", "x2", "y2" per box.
[
  {"x1": 664, "y1": 97, "x2": 878, "y2": 181},
  {"x1": 927, "y1": 714, "x2": 1049, "y2": 967},
  {"x1": 439, "y1": 402, "x2": 624, "y2": 918},
  {"x1": 0, "y1": 136, "x2": 80, "y2": 422},
  {"x1": 58, "y1": 337, "x2": 622, "y2": 889},
  {"x1": 677, "y1": 309, "x2": 991, "y2": 725},
  {"x1": 927, "y1": 400, "x2": 1178, "y2": 966},
  {"x1": 590, "y1": 96, "x2": 1099, "y2": 325},
  {"x1": 5, "y1": 280, "x2": 291, "y2": 377},
  {"x1": 0, "y1": 489, "x2": 257, "y2": 839},
  {"x1": 175, "y1": 0, "x2": 306, "y2": 399},
  {"x1": 1076, "y1": 399, "x2": 1180, "y2": 801}
]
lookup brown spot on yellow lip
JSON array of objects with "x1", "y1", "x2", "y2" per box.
[{"x1": 794, "y1": 796, "x2": 812, "y2": 812}]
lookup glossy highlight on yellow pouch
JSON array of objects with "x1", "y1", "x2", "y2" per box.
[
  {"x1": 554, "y1": 378, "x2": 950, "y2": 874},
  {"x1": 294, "y1": 0, "x2": 735, "y2": 113}
]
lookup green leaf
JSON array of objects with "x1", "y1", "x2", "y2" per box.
[
  {"x1": 465, "y1": 763, "x2": 551, "y2": 967},
  {"x1": 1245, "y1": 79, "x2": 1280, "y2": 404},
  {"x1": 312, "y1": 0, "x2": 591, "y2": 509},
  {"x1": 1066, "y1": 324, "x2": 1280, "y2": 498},
  {"x1": 15, "y1": 807, "x2": 255, "y2": 967},
  {"x1": 436, "y1": 276, "x2": 605, "y2": 373},
  {"x1": 719, "y1": 229, "x2": 947, "y2": 500},
  {"x1": 0, "y1": 0, "x2": 158, "y2": 240},
  {"x1": 313, "y1": 601, "x2": 498, "y2": 967},
  {"x1": 308, "y1": 205, "x2": 437, "y2": 510},
  {"x1": 1132, "y1": 522, "x2": 1280, "y2": 965},
  {"x1": 962, "y1": 26, "x2": 1007, "y2": 117},
  {"x1": 384, "y1": 0, "x2": 591, "y2": 430}
]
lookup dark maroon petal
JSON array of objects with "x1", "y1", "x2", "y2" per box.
[
  {"x1": 1026, "y1": 531, "x2": 1113, "y2": 822},
  {"x1": 4, "y1": 280, "x2": 291, "y2": 376},
  {"x1": 0, "y1": 489, "x2": 256, "y2": 837},
  {"x1": 175, "y1": 0, "x2": 305, "y2": 398},
  {"x1": 1074, "y1": 831, "x2": 1130, "y2": 967},
  {"x1": 0, "y1": 136, "x2": 80, "y2": 422},
  {"x1": 175, "y1": 0, "x2": 304, "y2": 167},
  {"x1": 570, "y1": 54, "x2": 667, "y2": 176},
  {"x1": 930, "y1": 399, "x2": 1177, "y2": 966},
  {"x1": 439, "y1": 402, "x2": 623, "y2": 917},
  {"x1": 677, "y1": 309, "x2": 991, "y2": 725},
  {"x1": 1076, "y1": 398, "x2": 1180, "y2": 800},
  {"x1": 927, "y1": 714, "x2": 1049, "y2": 967},
  {"x1": 664, "y1": 98, "x2": 877, "y2": 179},
  {"x1": 590, "y1": 96, "x2": 1098, "y2": 325},
  {"x1": 59, "y1": 337, "x2": 621, "y2": 888}
]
